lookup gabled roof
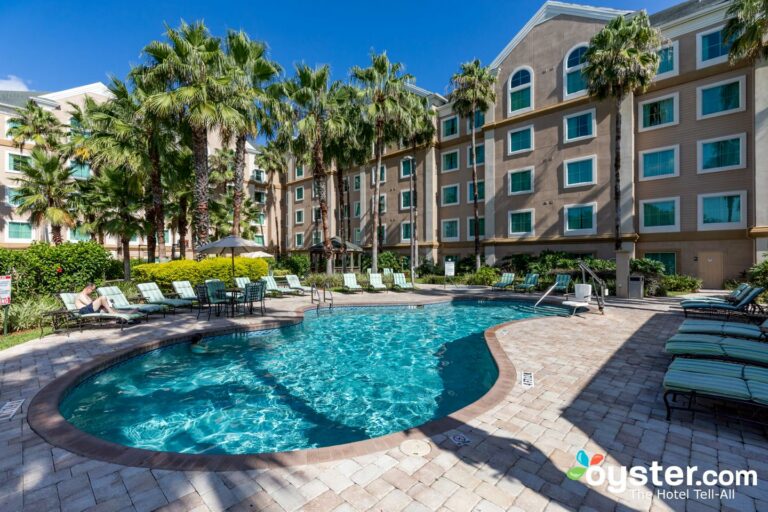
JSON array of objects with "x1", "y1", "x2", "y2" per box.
[
  {"x1": 650, "y1": 0, "x2": 728, "y2": 26},
  {"x1": 405, "y1": 82, "x2": 448, "y2": 105},
  {"x1": 489, "y1": 1, "x2": 630, "y2": 70},
  {"x1": 38, "y1": 82, "x2": 111, "y2": 101}
]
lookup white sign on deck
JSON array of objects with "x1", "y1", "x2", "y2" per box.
[
  {"x1": 0, "y1": 275, "x2": 10, "y2": 306},
  {"x1": 444, "y1": 262, "x2": 455, "y2": 277}
]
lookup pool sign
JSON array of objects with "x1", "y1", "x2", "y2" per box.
[
  {"x1": 444, "y1": 261, "x2": 455, "y2": 277},
  {"x1": 0, "y1": 276, "x2": 10, "y2": 305}
]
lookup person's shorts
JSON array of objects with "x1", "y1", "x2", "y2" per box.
[{"x1": 79, "y1": 303, "x2": 95, "y2": 314}]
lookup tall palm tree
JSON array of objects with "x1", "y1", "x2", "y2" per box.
[
  {"x1": 255, "y1": 140, "x2": 288, "y2": 258},
  {"x1": 350, "y1": 52, "x2": 413, "y2": 273},
  {"x1": 209, "y1": 147, "x2": 236, "y2": 188},
  {"x1": 282, "y1": 64, "x2": 349, "y2": 274},
  {"x1": 583, "y1": 12, "x2": 660, "y2": 251},
  {"x1": 725, "y1": 0, "x2": 768, "y2": 63},
  {"x1": 142, "y1": 21, "x2": 241, "y2": 247},
  {"x1": 13, "y1": 148, "x2": 77, "y2": 245},
  {"x1": 450, "y1": 59, "x2": 496, "y2": 271},
  {"x1": 165, "y1": 147, "x2": 195, "y2": 259},
  {"x1": 223, "y1": 30, "x2": 281, "y2": 236},
  {"x1": 6, "y1": 100, "x2": 63, "y2": 152}
]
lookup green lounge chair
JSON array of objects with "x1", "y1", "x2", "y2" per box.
[
  {"x1": 235, "y1": 277, "x2": 251, "y2": 289},
  {"x1": 682, "y1": 287, "x2": 764, "y2": 318},
  {"x1": 491, "y1": 273, "x2": 515, "y2": 290},
  {"x1": 553, "y1": 274, "x2": 572, "y2": 293},
  {"x1": 514, "y1": 273, "x2": 539, "y2": 292},
  {"x1": 665, "y1": 333, "x2": 768, "y2": 366},
  {"x1": 663, "y1": 358, "x2": 768, "y2": 422},
  {"x1": 680, "y1": 284, "x2": 751, "y2": 307},
  {"x1": 172, "y1": 280, "x2": 197, "y2": 301},
  {"x1": 677, "y1": 318, "x2": 768, "y2": 340},
  {"x1": 59, "y1": 293, "x2": 143, "y2": 330},
  {"x1": 393, "y1": 273, "x2": 414, "y2": 290},
  {"x1": 262, "y1": 275, "x2": 293, "y2": 296},
  {"x1": 343, "y1": 273, "x2": 363, "y2": 293},
  {"x1": 97, "y1": 286, "x2": 166, "y2": 316},
  {"x1": 286, "y1": 274, "x2": 312, "y2": 294},
  {"x1": 368, "y1": 273, "x2": 387, "y2": 292},
  {"x1": 137, "y1": 282, "x2": 194, "y2": 311}
]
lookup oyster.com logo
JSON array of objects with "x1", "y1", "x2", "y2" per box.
[{"x1": 566, "y1": 450, "x2": 604, "y2": 480}]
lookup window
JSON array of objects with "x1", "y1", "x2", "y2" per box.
[
  {"x1": 441, "y1": 219, "x2": 459, "y2": 241},
  {"x1": 377, "y1": 224, "x2": 387, "y2": 245},
  {"x1": 7, "y1": 153, "x2": 29, "y2": 173},
  {"x1": 697, "y1": 76, "x2": 745, "y2": 119},
  {"x1": 508, "y1": 67, "x2": 533, "y2": 114},
  {"x1": 639, "y1": 146, "x2": 679, "y2": 181},
  {"x1": 640, "y1": 197, "x2": 680, "y2": 233},
  {"x1": 5, "y1": 187, "x2": 20, "y2": 207},
  {"x1": 441, "y1": 184, "x2": 459, "y2": 206},
  {"x1": 697, "y1": 26, "x2": 732, "y2": 68},
  {"x1": 5, "y1": 120, "x2": 18, "y2": 139},
  {"x1": 645, "y1": 252, "x2": 677, "y2": 275},
  {"x1": 253, "y1": 234, "x2": 265, "y2": 245},
  {"x1": 401, "y1": 222, "x2": 411, "y2": 242},
  {"x1": 353, "y1": 175, "x2": 360, "y2": 190},
  {"x1": 441, "y1": 116, "x2": 459, "y2": 139},
  {"x1": 697, "y1": 134, "x2": 745, "y2": 173},
  {"x1": 508, "y1": 209, "x2": 534, "y2": 236},
  {"x1": 467, "y1": 180, "x2": 484, "y2": 202},
  {"x1": 130, "y1": 234, "x2": 139, "y2": 243},
  {"x1": 295, "y1": 165, "x2": 304, "y2": 179},
  {"x1": 7, "y1": 221, "x2": 32, "y2": 241},
  {"x1": 400, "y1": 190, "x2": 411, "y2": 210},
  {"x1": 467, "y1": 144, "x2": 484, "y2": 166},
  {"x1": 655, "y1": 42, "x2": 679, "y2": 79},
  {"x1": 69, "y1": 226, "x2": 90, "y2": 242},
  {"x1": 354, "y1": 201, "x2": 361, "y2": 218},
  {"x1": 698, "y1": 191, "x2": 746, "y2": 230},
  {"x1": 353, "y1": 228, "x2": 361, "y2": 244},
  {"x1": 564, "y1": 44, "x2": 588, "y2": 98},
  {"x1": 295, "y1": 233, "x2": 304, "y2": 247},
  {"x1": 313, "y1": 207, "x2": 321, "y2": 222},
  {"x1": 70, "y1": 162, "x2": 90, "y2": 180},
  {"x1": 508, "y1": 125, "x2": 533, "y2": 154},
  {"x1": 441, "y1": 150, "x2": 459, "y2": 172},
  {"x1": 508, "y1": 167, "x2": 534, "y2": 195},
  {"x1": 295, "y1": 209, "x2": 304, "y2": 224},
  {"x1": 371, "y1": 194, "x2": 386, "y2": 214},
  {"x1": 467, "y1": 217, "x2": 485, "y2": 239},
  {"x1": 311, "y1": 230, "x2": 321, "y2": 245},
  {"x1": 295, "y1": 186, "x2": 304, "y2": 201},
  {"x1": 467, "y1": 110, "x2": 485, "y2": 130},
  {"x1": 252, "y1": 169, "x2": 266, "y2": 183},
  {"x1": 564, "y1": 156, "x2": 597, "y2": 188},
  {"x1": 254, "y1": 191, "x2": 266, "y2": 204},
  {"x1": 400, "y1": 158, "x2": 413, "y2": 178},
  {"x1": 638, "y1": 93, "x2": 678, "y2": 131},
  {"x1": 371, "y1": 165, "x2": 386, "y2": 185},
  {"x1": 256, "y1": 213, "x2": 266, "y2": 224},
  {"x1": 564, "y1": 203, "x2": 597, "y2": 235},
  {"x1": 563, "y1": 109, "x2": 595, "y2": 143}
]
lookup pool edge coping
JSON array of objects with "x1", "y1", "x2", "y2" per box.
[{"x1": 27, "y1": 294, "x2": 565, "y2": 471}]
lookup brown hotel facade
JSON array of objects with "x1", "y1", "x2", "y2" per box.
[{"x1": 283, "y1": 0, "x2": 767, "y2": 288}]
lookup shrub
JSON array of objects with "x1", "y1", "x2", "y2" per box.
[
  {"x1": 416, "y1": 258, "x2": 441, "y2": 276},
  {"x1": 748, "y1": 259, "x2": 768, "y2": 289},
  {"x1": 660, "y1": 274, "x2": 702, "y2": 293},
  {"x1": 7, "y1": 295, "x2": 60, "y2": 332},
  {"x1": 133, "y1": 257, "x2": 269, "y2": 291},
  {"x1": 378, "y1": 251, "x2": 405, "y2": 272},
  {"x1": 417, "y1": 274, "x2": 467, "y2": 285},
  {"x1": 456, "y1": 255, "x2": 477, "y2": 275},
  {"x1": 630, "y1": 258, "x2": 666, "y2": 296},
  {"x1": 465, "y1": 266, "x2": 499, "y2": 286},
  {"x1": 282, "y1": 254, "x2": 310, "y2": 276}
]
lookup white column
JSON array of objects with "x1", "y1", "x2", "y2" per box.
[
  {"x1": 484, "y1": 126, "x2": 496, "y2": 266},
  {"x1": 423, "y1": 145, "x2": 438, "y2": 262},
  {"x1": 619, "y1": 93, "x2": 635, "y2": 244},
  {"x1": 755, "y1": 59, "x2": 768, "y2": 262},
  {"x1": 358, "y1": 169, "x2": 367, "y2": 244},
  {"x1": 285, "y1": 189, "x2": 293, "y2": 251}
]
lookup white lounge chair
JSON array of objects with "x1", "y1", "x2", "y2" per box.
[
  {"x1": 368, "y1": 273, "x2": 388, "y2": 292},
  {"x1": 393, "y1": 273, "x2": 414, "y2": 290},
  {"x1": 262, "y1": 276, "x2": 294, "y2": 296},
  {"x1": 172, "y1": 280, "x2": 197, "y2": 300},
  {"x1": 343, "y1": 273, "x2": 363, "y2": 293},
  {"x1": 286, "y1": 274, "x2": 312, "y2": 294}
]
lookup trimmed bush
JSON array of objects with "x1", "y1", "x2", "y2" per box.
[
  {"x1": 465, "y1": 266, "x2": 500, "y2": 286},
  {"x1": 660, "y1": 274, "x2": 702, "y2": 293},
  {"x1": 133, "y1": 257, "x2": 269, "y2": 291}
]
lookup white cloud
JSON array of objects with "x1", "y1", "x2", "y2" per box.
[{"x1": 0, "y1": 75, "x2": 29, "y2": 91}]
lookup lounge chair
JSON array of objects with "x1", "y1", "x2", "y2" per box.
[
  {"x1": 677, "y1": 318, "x2": 768, "y2": 340},
  {"x1": 383, "y1": 268, "x2": 393, "y2": 277},
  {"x1": 286, "y1": 274, "x2": 312, "y2": 294},
  {"x1": 665, "y1": 333, "x2": 768, "y2": 366},
  {"x1": 553, "y1": 274, "x2": 572, "y2": 294},
  {"x1": 680, "y1": 284, "x2": 751, "y2": 306},
  {"x1": 368, "y1": 273, "x2": 388, "y2": 292},
  {"x1": 514, "y1": 273, "x2": 539, "y2": 292},
  {"x1": 97, "y1": 286, "x2": 166, "y2": 316},
  {"x1": 234, "y1": 277, "x2": 251, "y2": 289},
  {"x1": 393, "y1": 273, "x2": 414, "y2": 290},
  {"x1": 491, "y1": 273, "x2": 515, "y2": 290},
  {"x1": 262, "y1": 275, "x2": 294, "y2": 296},
  {"x1": 343, "y1": 273, "x2": 363, "y2": 293},
  {"x1": 682, "y1": 287, "x2": 765, "y2": 318},
  {"x1": 172, "y1": 280, "x2": 197, "y2": 301},
  {"x1": 59, "y1": 293, "x2": 144, "y2": 330},
  {"x1": 137, "y1": 282, "x2": 194, "y2": 311},
  {"x1": 663, "y1": 358, "x2": 768, "y2": 422}
]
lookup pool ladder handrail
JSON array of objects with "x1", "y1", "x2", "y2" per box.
[
  {"x1": 534, "y1": 283, "x2": 559, "y2": 309},
  {"x1": 577, "y1": 260, "x2": 606, "y2": 313},
  {"x1": 311, "y1": 285, "x2": 334, "y2": 313}
]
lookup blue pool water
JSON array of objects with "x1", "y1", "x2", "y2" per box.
[{"x1": 60, "y1": 301, "x2": 564, "y2": 454}]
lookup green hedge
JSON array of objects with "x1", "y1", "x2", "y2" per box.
[
  {"x1": 660, "y1": 274, "x2": 702, "y2": 293},
  {"x1": 133, "y1": 257, "x2": 269, "y2": 291}
]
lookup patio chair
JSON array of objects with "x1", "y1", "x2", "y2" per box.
[
  {"x1": 677, "y1": 318, "x2": 768, "y2": 340},
  {"x1": 234, "y1": 277, "x2": 251, "y2": 289},
  {"x1": 97, "y1": 286, "x2": 166, "y2": 316},
  {"x1": 368, "y1": 273, "x2": 387, "y2": 292},
  {"x1": 383, "y1": 268, "x2": 393, "y2": 276},
  {"x1": 552, "y1": 274, "x2": 572, "y2": 294},
  {"x1": 286, "y1": 274, "x2": 312, "y2": 294},
  {"x1": 194, "y1": 284, "x2": 226, "y2": 320},
  {"x1": 59, "y1": 293, "x2": 144, "y2": 331},
  {"x1": 172, "y1": 280, "x2": 197, "y2": 301},
  {"x1": 240, "y1": 281, "x2": 266, "y2": 315},
  {"x1": 514, "y1": 273, "x2": 539, "y2": 293},
  {"x1": 137, "y1": 282, "x2": 194, "y2": 312},
  {"x1": 680, "y1": 284, "x2": 751, "y2": 307},
  {"x1": 665, "y1": 333, "x2": 768, "y2": 366},
  {"x1": 343, "y1": 273, "x2": 363, "y2": 293},
  {"x1": 491, "y1": 273, "x2": 515, "y2": 290},
  {"x1": 682, "y1": 287, "x2": 765, "y2": 318},
  {"x1": 262, "y1": 275, "x2": 294, "y2": 296},
  {"x1": 393, "y1": 273, "x2": 414, "y2": 290}
]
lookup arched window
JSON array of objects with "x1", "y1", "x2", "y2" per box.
[
  {"x1": 564, "y1": 44, "x2": 588, "y2": 98},
  {"x1": 508, "y1": 67, "x2": 533, "y2": 115}
]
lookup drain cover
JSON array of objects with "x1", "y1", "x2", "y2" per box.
[
  {"x1": 0, "y1": 399, "x2": 23, "y2": 421},
  {"x1": 521, "y1": 372, "x2": 534, "y2": 389},
  {"x1": 400, "y1": 439, "x2": 431, "y2": 456}
]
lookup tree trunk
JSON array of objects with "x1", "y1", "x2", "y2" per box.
[
  {"x1": 178, "y1": 195, "x2": 188, "y2": 260},
  {"x1": 614, "y1": 96, "x2": 623, "y2": 251},
  {"x1": 144, "y1": 204, "x2": 156, "y2": 263},
  {"x1": 51, "y1": 224, "x2": 63, "y2": 245},
  {"x1": 335, "y1": 164, "x2": 347, "y2": 273},
  {"x1": 232, "y1": 135, "x2": 246, "y2": 236},
  {"x1": 122, "y1": 235, "x2": 131, "y2": 280},
  {"x1": 470, "y1": 118, "x2": 481, "y2": 271},
  {"x1": 312, "y1": 125, "x2": 333, "y2": 275},
  {"x1": 371, "y1": 123, "x2": 383, "y2": 273},
  {"x1": 149, "y1": 142, "x2": 166, "y2": 260},
  {"x1": 268, "y1": 170, "x2": 281, "y2": 258},
  {"x1": 191, "y1": 125, "x2": 210, "y2": 248}
]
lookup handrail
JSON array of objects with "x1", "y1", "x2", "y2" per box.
[
  {"x1": 578, "y1": 260, "x2": 606, "y2": 313},
  {"x1": 534, "y1": 284, "x2": 558, "y2": 309}
]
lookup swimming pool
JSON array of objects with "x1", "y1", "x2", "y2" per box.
[{"x1": 59, "y1": 300, "x2": 564, "y2": 455}]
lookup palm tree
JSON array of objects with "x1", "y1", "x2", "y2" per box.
[
  {"x1": 725, "y1": 0, "x2": 768, "y2": 63},
  {"x1": 13, "y1": 148, "x2": 77, "y2": 245},
  {"x1": 209, "y1": 147, "x2": 236, "y2": 188},
  {"x1": 350, "y1": 52, "x2": 413, "y2": 273},
  {"x1": 583, "y1": 12, "x2": 660, "y2": 251},
  {"x1": 282, "y1": 65, "x2": 349, "y2": 274},
  {"x1": 142, "y1": 21, "x2": 241, "y2": 247},
  {"x1": 223, "y1": 30, "x2": 281, "y2": 236},
  {"x1": 255, "y1": 140, "x2": 288, "y2": 258},
  {"x1": 450, "y1": 59, "x2": 496, "y2": 271},
  {"x1": 165, "y1": 148, "x2": 195, "y2": 259},
  {"x1": 6, "y1": 100, "x2": 63, "y2": 152}
]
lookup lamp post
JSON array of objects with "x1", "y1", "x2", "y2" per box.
[{"x1": 405, "y1": 155, "x2": 417, "y2": 286}]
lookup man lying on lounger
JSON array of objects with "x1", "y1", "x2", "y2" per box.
[{"x1": 75, "y1": 283, "x2": 124, "y2": 315}]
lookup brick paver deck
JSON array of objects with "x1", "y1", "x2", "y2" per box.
[{"x1": 1, "y1": 286, "x2": 766, "y2": 512}]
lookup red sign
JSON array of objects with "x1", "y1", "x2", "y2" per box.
[{"x1": 0, "y1": 275, "x2": 10, "y2": 306}]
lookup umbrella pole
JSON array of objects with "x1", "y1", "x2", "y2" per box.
[{"x1": 231, "y1": 249, "x2": 235, "y2": 284}]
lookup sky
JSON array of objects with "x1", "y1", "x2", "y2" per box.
[{"x1": 1, "y1": 0, "x2": 675, "y2": 96}]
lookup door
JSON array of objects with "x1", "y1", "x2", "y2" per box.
[{"x1": 697, "y1": 251, "x2": 724, "y2": 289}]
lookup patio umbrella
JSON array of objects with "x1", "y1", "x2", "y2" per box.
[
  {"x1": 242, "y1": 250, "x2": 274, "y2": 259},
  {"x1": 195, "y1": 235, "x2": 265, "y2": 279}
]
